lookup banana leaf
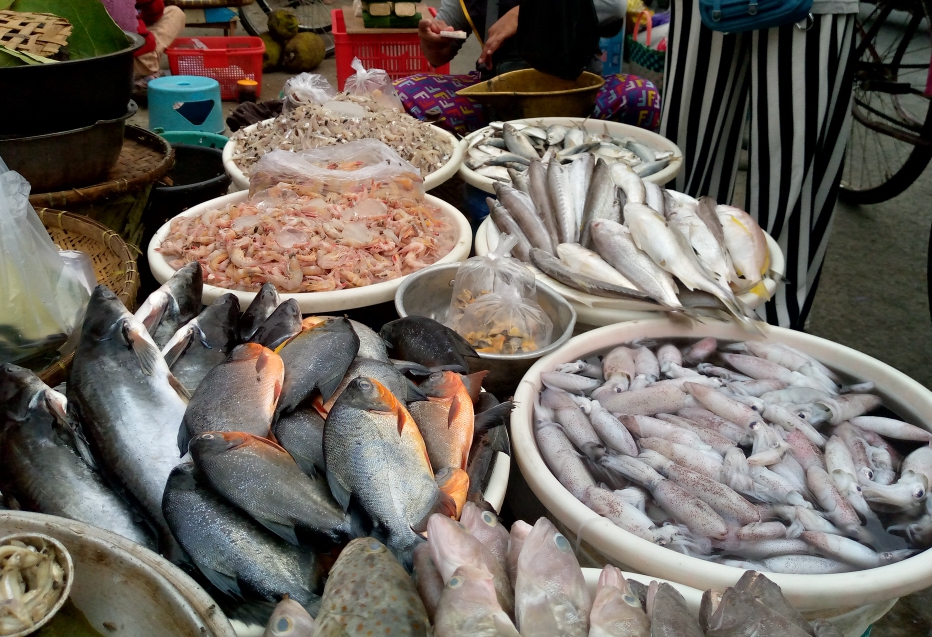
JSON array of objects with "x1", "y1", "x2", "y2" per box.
[
  {"x1": 0, "y1": 43, "x2": 57, "y2": 64},
  {"x1": 9, "y1": 0, "x2": 130, "y2": 59}
]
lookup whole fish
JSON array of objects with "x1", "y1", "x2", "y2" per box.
[
  {"x1": 525, "y1": 161, "x2": 561, "y2": 247},
  {"x1": 579, "y1": 159, "x2": 619, "y2": 247},
  {"x1": 240, "y1": 283, "x2": 281, "y2": 342},
  {"x1": 495, "y1": 179, "x2": 556, "y2": 254},
  {"x1": 590, "y1": 219, "x2": 682, "y2": 308},
  {"x1": 715, "y1": 205, "x2": 770, "y2": 291},
  {"x1": 324, "y1": 377, "x2": 455, "y2": 565},
  {"x1": 162, "y1": 463, "x2": 322, "y2": 606},
  {"x1": 647, "y1": 582, "x2": 703, "y2": 637},
  {"x1": 320, "y1": 356, "x2": 427, "y2": 414},
  {"x1": 489, "y1": 200, "x2": 533, "y2": 262},
  {"x1": 273, "y1": 407, "x2": 326, "y2": 478},
  {"x1": 179, "y1": 343, "x2": 283, "y2": 453},
  {"x1": 732, "y1": 570, "x2": 813, "y2": 635},
  {"x1": 515, "y1": 517, "x2": 591, "y2": 637},
  {"x1": 314, "y1": 538, "x2": 430, "y2": 636},
  {"x1": 0, "y1": 364, "x2": 156, "y2": 549},
  {"x1": 667, "y1": 202, "x2": 734, "y2": 287},
  {"x1": 263, "y1": 597, "x2": 315, "y2": 637},
  {"x1": 69, "y1": 285, "x2": 188, "y2": 558},
  {"x1": 568, "y1": 154, "x2": 595, "y2": 230},
  {"x1": 503, "y1": 123, "x2": 539, "y2": 160},
  {"x1": 135, "y1": 261, "x2": 203, "y2": 348},
  {"x1": 547, "y1": 159, "x2": 577, "y2": 244},
  {"x1": 380, "y1": 316, "x2": 477, "y2": 373},
  {"x1": 250, "y1": 299, "x2": 303, "y2": 351},
  {"x1": 189, "y1": 431, "x2": 353, "y2": 546},
  {"x1": 409, "y1": 371, "x2": 474, "y2": 471},
  {"x1": 557, "y1": 243, "x2": 637, "y2": 289},
  {"x1": 700, "y1": 586, "x2": 811, "y2": 637},
  {"x1": 413, "y1": 543, "x2": 445, "y2": 622},
  {"x1": 530, "y1": 249, "x2": 664, "y2": 305},
  {"x1": 434, "y1": 565, "x2": 521, "y2": 637},
  {"x1": 547, "y1": 124, "x2": 568, "y2": 145},
  {"x1": 162, "y1": 293, "x2": 240, "y2": 394},
  {"x1": 589, "y1": 565, "x2": 650, "y2": 637},
  {"x1": 276, "y1": 316, "x2": 359, "y2": 415}
]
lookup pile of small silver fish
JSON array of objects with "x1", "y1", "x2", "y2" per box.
[
  {"x1": 0, "y1": 537, "x2": 67, "y2": 635},
  {"x1": 485, "y1": 148, "x2": 777, "y2": 326},
  {"x1": 466, "y1": 121, "x2": 674, "y2": 183},
  {"x1": 230, "y1": 94, "x2": 454, "y2": 178},
  {"x1": 535, "y1": 335, "x2": 932, "y2": 574}
]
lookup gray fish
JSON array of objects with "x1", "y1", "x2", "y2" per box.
[
  {"x1": 489, "y1": 200, "x2": 533, "y2": 263},
  {"x1": 530, "y1": 248, "x2": 663, "y2": 305},
  {"x1": 546, "y1": 124, "x2": 567, "y2": 145},
  {"x1": 0, "y1": 364, "x2": 156, "y2": 549},
  {"x1": 162, "y1": 463, "x2": 322, "y2": 606},
  {"x1": 625, "y1": 140, "x2": 657, "y2": 163},
  {"x1": 527, "y1": 161, "x2": 560, "y2": 249},
  {"x1": 346, "y1": 319, "x2": 389, "y2": 362},
  {"x1": 503, "y1": 123, "x2": 540, "y2": 161},
  {"x1": 732, "y1": 571, "x2": 813, "y2": 635},
  {"x1": 324, "y1": 377, "x2": 455, "y2": 566},
  {"x1": 380, "y1": 316, "x2": 477, "y2": 374},
  {"x1": 568, "y1": 154, "x2": 595, "y2": 231},
  {"x1": 634, "y1": 159, "x2": 670, "y2": 177},
  {"x1": 648, "y1": 582, "x2": 704, "y2": 637},
  {"x1": 507, "y1": 168, "x2": 531, "y2": 194},
  {"x1": 274, "y1": 407, "x2": 326, "y2": 478},
  {"x1": 547, "y1": 159, "x2": 577, "y2": 244},
  {"x1": 240, "y1": 283, "x2": 281, "y2": 342},
  {"x1": 520, "y1": 126, "x2": 547, "y2": 141},
  {"x1": 700, "y1": 586, "x2": 811, "y2": 637},
  {"x1": 276, "y1": 316, "x2": 359, "y2": 416},
  {"x1": 190, "y1": 431, "x2": 353, "y2": 546},
  {"x1": 564, "y1": 127, "x2": 585, "y2": 149},
  {"x1": 320, "y1": 356, "x2": 428, "y2": 413},
  {"x1": 250, "y1": 299, "x2": 302, "y2": 351},
  {"x1": 69, "y1": 286, "x2": 188, "y2": 559},
  {"x1": 485, "y1": 153, "x2": 532, "y2": 167},
  {"x1": 163, "y1": 293, "x2": 240, "y2": 394},
  {"x1": 579, "y1": 159, "x2": 617, "y2": 248},
  {"x1": 558, "y1": 141, "x2": 601, "y2": 158},
  {"x1": 696, "y1": 196, "x2": 729, "y2": 253},
  {"x1": 477, "y1": 166, "x2": 511, "y2": 181},
  {"x1": 135, "y1": 261, "x2": 203, "y2": 349}
]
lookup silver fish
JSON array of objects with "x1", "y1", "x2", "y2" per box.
[
  {"x1": 528, "y1": 160, "x2": 561, "y2": 248},
  {"x1": 504, "y1": 123, "x2": 540, "y2": 160},
  {"x1": 568, "y1": 154, "x2": 595, "y2": 231},
  {"x1": 494, "y1": 181, "x2": 555, "y2": 254},
  {"x1": 530, "y1": 248, "x2": 663, "y2": 304},
  {"x1": 546, "y1": 124, "x2": 568, "y2": 145},
  {"x1": 579, "y1": 159, "x2": 618, "y2": 248},
  {"x1": 547, "y1": 160, "x2": 577, "y2": 244},
  {"x1": 489, "y1": 202, "x2": 533, "y2": 262},
  {"x1": 135, "y1": 261, "x2": 203, "y2": 349}
]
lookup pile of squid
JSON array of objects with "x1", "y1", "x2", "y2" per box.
[
  {"x1": 485, "y1": 152, "x2": 778, "y2": 326},
  {"x1": 535, "y1": 335, "x2": 932, "y2": 574}
]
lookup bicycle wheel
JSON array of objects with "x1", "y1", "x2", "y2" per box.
[
  {"x1": 840, "y1": 0, "x2": 932, "y2": 204},
  {"x1": 240, "y1": 0, "x2": 335, "y2": 56}
]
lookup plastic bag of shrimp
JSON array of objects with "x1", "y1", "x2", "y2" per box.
[
  {"x1": 248, "y1": 139, "x2": 425, "y2": 199},
  {"x1": 343, "y1": 57, "x2": 404, "y2": 112},
  {"x1": 457, "y1": 285, "x2": 553, "y2": 355},
  {"x1": 282, "y1": 73, "x2": 336, "y2": 112},
  {"x1": 447, "y1": 233, "x2": 537, "y2": 329}
]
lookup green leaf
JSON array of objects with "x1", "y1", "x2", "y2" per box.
[
  {"x1": 0, "y1": 43, "x2": 57, "y2": 64},
  {"x1": 0, "y1": 48, "x2": 26, "y2": 66},
  {"x1": 0, "y1": 0, "x2": 15, "y2": 9},
  {"x1": 9, "y1": 0, "x2": 131, "y2": 59}
]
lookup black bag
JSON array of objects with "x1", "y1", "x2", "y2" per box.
[{"x1": 516, "y1": 0, "x2": 600, "y2": 80}]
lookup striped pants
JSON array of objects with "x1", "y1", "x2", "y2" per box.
[{"x1": 660, "y1": 5, "x2": 856, "y2": 329}]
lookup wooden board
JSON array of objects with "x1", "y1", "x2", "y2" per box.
[{"x1": 342, "y1": 4, "x2": 431, "y2": 33}]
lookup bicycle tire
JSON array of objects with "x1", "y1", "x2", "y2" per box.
[
  {"x1": 256, "y1": 0, "x2": 333, "y2": 32},
  {"x1": 238, "y1": 6, "x2": 265, "y2": 35},
  {"x1": 840, "y1": 0, "x2": 932, "y2": 204}
]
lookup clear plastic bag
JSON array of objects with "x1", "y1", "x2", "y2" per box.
[
  {"x1": 457, "y1": 286, "x2": 553, "y2": 355},
  {"x1": 249, "y1": 138, "x2": 425, "y2": 199},
  {"x1": 344, "y1": 57, "x2": 404, "y2": 111},
  {"x1": 0, "y1": 160, "x2": 90, "y2": 364},
  {"x1": 447, "y1": 233, "x2": 537, "y2": 329},
  {"x1": 282, "y1": 73, "x2": 337, "y2": 112}
]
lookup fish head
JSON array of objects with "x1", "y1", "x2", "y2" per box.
[
  {"x1": 518, "y1": 517, "x2": 577, "y2": 580},
  {"x1": 166, "y1": 261, "x2": 204, "y2": 317},
  {"x1": 596, "y1": 565, "x2": 640, "y2": 608},
  {"x1": 199, "y1": 293, "x2": 241, "y2": 342},
  {"x1": 426, "y1": 513, "x2": 479, "y2": 579},
  {"x1": 81, "y1": 285, "x2": 133, "y2": 341},
  {"x1": 446, "y1": 564, "x2": 498, "y2": 605},
  {"x1": 263, "y1": 596, "x2": 315, "y2": 637},
  {"x1": 252, "y1": 283, "x2": 280, "y2": 310},
  {"x1": 460, "y1": 502, "x2": 502, "y2": 536},
  {"x1": 340, "y1": 376, "x2": 398, "y2": 413},
  {"x1": 166, "y1": 463, "x2": 200, "y2": 491},
  {"x1": 189, "y1": 431, "x2": 251, "y2": 459},
  {"x1": 0, "y1": 363, "x2": 48, "y2": 418},
  {"x1": 418, "y1": 371, "x2": 461, "y2": 399}
]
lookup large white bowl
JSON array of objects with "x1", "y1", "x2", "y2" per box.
[
  {"x1": 459, "y1": 117, "x2": 684, "y2": 194},
  {"x1": 513, "y1": 319, "x2": 932, "y2": 613},
  {"x1": 476, "y1": 192, "x2": 784, "y2": 326},
  {"x1": 147, "y1": 191, "x2": 473, "y2": 313},
  {"x1": 223, "y1": 119, "x2": 463, "y2": 192}
]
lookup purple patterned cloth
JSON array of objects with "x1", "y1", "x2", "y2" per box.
[{"x1": 393, "y1": 72, "x2": 661, "y2": 136}]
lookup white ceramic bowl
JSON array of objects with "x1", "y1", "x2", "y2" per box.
[
  {"x1": 459, "y1": 117, "x2": 684, "y2": 194},
  {"x1": 223, "y1": 119, "x2": 463, "y2": 192},
  {"x1": 476, "y1": 191, "x2": 784, "y2": 326},
  {"x1": 147, "y1": 191, "x2": 473, "y2": 313},
  {"x1": 513, "y1": 318, "x2": 932, "y2": 614},
  {"x1": 0, "y1": 511, "x2": 237, "y2": 637},
  {"x1": 1, "y1": 533, "x2": 74, "y2": 637}
]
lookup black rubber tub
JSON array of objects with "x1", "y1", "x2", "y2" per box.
[
  {"x1": 0, "y1": 102, "x2": 137, "y2": 193},
  {"x1": 0, "y1": 31, "x2": 143, "y2": 137}
]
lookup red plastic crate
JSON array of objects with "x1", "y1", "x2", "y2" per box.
[
  {"x1": 166, "y1": 36, "x2": 265, "y2": 101},
  {"x1": 332, "y1": 9, "x2": 450, "y2": 91}
]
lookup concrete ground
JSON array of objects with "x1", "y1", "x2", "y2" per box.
[{"x1": 139, "y1": 11, "x2": 932, "y2": 632}]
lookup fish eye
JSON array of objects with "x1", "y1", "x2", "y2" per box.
[
  {"x1": 202, "y1": 434, "x2": 214, "y2": 440},
  {"x1": 366, "y1": 541, "x2": 384, "y2": 553},
  {"x1": 449, "y1": 576, "x2": 464, "y2": 588},
  {"x1": 431, "y1": 372, "x2": 443, "y2": 380},
  {"x1": 273, "y1": 617, "x2": 292, "y2": 634},
  {"x1": 915, "y1": 487, "x2": 925, "y2": 499},
  {"x1": 623, "y1": 593, "x2": 639, "y2": 607},
  {"x1": 553, "y1": 533, "x2": 571, "y2": 553},
  {"x1": 482, "y1": 512, "x2": 497, "y2": 526},
  {"x1": 358, "y1": 380, "x2": 372, "y2": 390}
]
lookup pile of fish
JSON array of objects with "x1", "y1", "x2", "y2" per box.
[
  {"x1": 229, "y1": 94, "x2": 454, "y2": 178},
  {"x1": 465, "y1": 121, "x2": 674, "y2": 183},
  {"x1": 256, "y1": 512, "x2": 846, "y2": 636},
  {"x1": 0, "y1": 537, "x2": 68, "y2": 635},
  {"x1": 535, "y1": 335, "x2": 932, "y2": 573},
  {"x1": 484, "y1": 145, "x2": 778, "y2": 325},
  {"x1": 0, "y1": 264, "x2": 512, "y2": 627}
]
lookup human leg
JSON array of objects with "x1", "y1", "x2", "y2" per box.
[
  {"x1": 393, "y1": 72, "x2": 487, "y2": 136},
  {"x1": 133, "y1": 5, "x2": 185, "y2": 78}
]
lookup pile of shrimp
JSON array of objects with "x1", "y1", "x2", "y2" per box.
[
  {"x1": 156, "y1": 180, "x2": 457, "y2": 293},
  {"x1": 230, "y1": 94, "x2": 454, "y2": 178}
]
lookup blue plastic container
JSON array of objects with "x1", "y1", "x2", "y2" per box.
[
  {"x1": 147, "y1": 76, "x2": 224, "y2": 134},
  {"x1": 600, "y1": 27, "x2": 625, "y2": 76},
  {"x1": 157, "y1": 130, "x2": 228, "y2": 149},
  {"x1": 463, "y1": 183, "x2": 492, "y2": 235}
]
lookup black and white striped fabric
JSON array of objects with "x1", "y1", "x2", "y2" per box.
[{"x1": 660, "y1": 2, "x2": 856, "y2": 329}]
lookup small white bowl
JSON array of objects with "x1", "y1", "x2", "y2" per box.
[
  {"x1": 223, "y1": 119, "x2": 463, "y2": 193},
  {"x1": 147, "y1": 191, "x2": 473, "y2": 313},
  {"x1": 0, "y1": 533, "x2": 74, "y2": 637}
]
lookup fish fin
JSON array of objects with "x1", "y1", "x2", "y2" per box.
[
  {"x1": 521, "y1": 587, "x2": 560, "y2": 635},
  {"x1": 460, "y1": 371, "x2": 489, "y2": 403},
  {"x1": 161, "y1": 323, "x2": 197, "y2": 367},
  {"x1": 256, "y1": 517, "x2": 300, "y2": 546},
  {"x1": 168, "y1": 373, "x2": 192, "y2": 401},
  {"x1": 124, "y1": 321, "x2": 161, "y2": 376},
  {"x1": 391, "y1": 359, "x2": 432, "y2": 376},
  {"x1": 177, "y1": 421, "x2": 192, "y2": 456},
  {"x1": 248, "y1": 434, "x2": 290, "y2": 454},
  {"x1": 492, "y1": 613, "x2": 522, "y2": 637},
  {"x1": 436, "y1": 467, "x2": 469, "y2": 517},
  {"x1": 136, "y1": 290, "x2": 170, "y2": 335},
  {"x1": 474, "y1": 401, "x2": 515, "y2": 435},
  {"x1": 327, "y1": 468, "x2": 353, "y2": 511},
  {"x1": 405, "y1": 378, "x2": 429, "y2": 403},
  {"x1": 435, "y1": 489, "x2": 458, "y2": 519},
  {"x1": 197, "y1": 565, "x2": 243, "y2": 600},
  {"x1": 318, "y1": 371, "x2": 346, "y2": 404},
  {"x1": 448, "y1": 393, "x2": 464, "y2": 430},
  {"x1": 290, "y1": 453, "x2": 319, "y2": 480}
]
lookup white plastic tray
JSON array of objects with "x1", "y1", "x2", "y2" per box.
[
  {"x1": 459, "y1": 117, "x2": 684, "y2": 194},
  {"x1": 147, "y1": 191, "x2": 472, "y2": 313},
  {"x1": 223, "y1": 118, "x2": 463, "y2": 192}
]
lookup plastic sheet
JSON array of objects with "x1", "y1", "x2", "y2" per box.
[
  {"x1": 282, "y1": 73, "x2": 337, "y2": 112},
  {"x1": 344, "y1": 57, "x2": 404, "y2": 111},
  {"x1": 458, "y1": 286, "x2": 553, "y2": 355}
]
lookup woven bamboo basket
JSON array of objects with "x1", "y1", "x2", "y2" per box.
[
  {"x1": 0, "y1": 10, "x2": 72, "y2": 59},
  {"x1": 36, "y1": 209, "x2": 139, "y2": 387}
]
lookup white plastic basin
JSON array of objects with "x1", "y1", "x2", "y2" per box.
[{"x1": 147, "y1": 191, "x2": 473, "y2": 313}]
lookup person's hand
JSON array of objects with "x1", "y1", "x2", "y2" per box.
[
  {"x1": 478, "y1": 6, "x2": 519, "y2": 70},
  {"x1": 419, "y1": 17, "x2": 457, "y2": 67}
]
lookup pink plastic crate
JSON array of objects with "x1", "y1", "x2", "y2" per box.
[
  {"x1": 166, "y1": 36, "x2": 264, "y2": 100},
  {"x1": 332, "y1": 9, "x2": 450, "y2": 90}
]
